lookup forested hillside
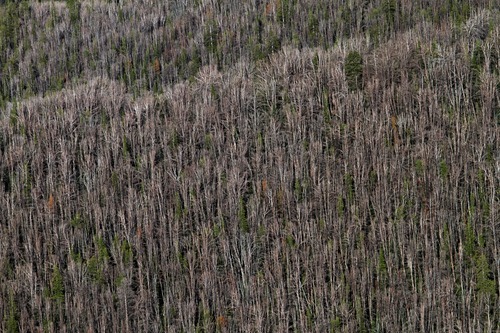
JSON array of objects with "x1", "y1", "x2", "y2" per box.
[{"x1": 0, "y1": 1, "x2": 498, "y2": 332}]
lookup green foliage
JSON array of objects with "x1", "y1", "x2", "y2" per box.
[
  {"x1": 285, "y1": 234, "x2": 296, "y2": 248},
  {"x1": 476, "y1": 169, "x2": 490, "y2": 219},
  {"x1": 344, "y1": 173, "x2": 355, "y2": 202},
  {"x1": 6, "y1": 291, "x2": 18, "y2": 333},
  {"x1": 204, "y1": 21, "x2": 219, "y2": 55},
  {"x1": 415, "y1": 159, "x2": 425, "y2": 176},
  {"x1": 122, "y1": 135, "x2": 132, "y2": 158},
  {"x1": 66, "y1": 0, "x2": 81, "y2": 26},
  {"x1": 210, "y1": 84, "x2": 219, "y2": 102},
  {"x1": 86, "y1": 255, "x2": 104, "y2": 284},
  {"x1": 174, "y1": 192, "x2": 184, "y2": 220},
  {"x1": 265, "y1": 31, "x2": 281, "y2": 56},
  {"x1": 294, "y1": 178, "x2": 302, "y2": 201},
  {"x1": 339, "y1": 5, "x2": 353, "y2": 37},
  {"x1": 70, "y1": 249, "x2": 82, "y2": 263},
  {"x1": 169, "y1": 131, "x2": 179, "y2": 150},
  {"x1": 189, "y1": 50, "x2": 202, "y2": 79},
  {"x1": 212, "y1": 220, "x2": 224, "y2": 237},
  {"x1": 330, "y1": 316, "x2": 342, "y2": 332},
  {"x1": 177, "y1": 252, "x2": 188, "y2": 270},
  {"x1": 438, "y1": 159, "x2": 448, "y2": 179},
  {"x1": 382, "y1": 0, "x2": 396, "y2": 29},
  {"x1": 307, "y1": 10, "x2": 320, "y2": 46},
  {"x1": 49, "y1": 265, "x2": 65, "y2": 303},
  {"x1": 394, "y1": 201, "x2": 407, "y2": 222},
  {"x1": 115, "y1": 273, "x2": 125, "y2": 288},
  {"x1": 464, "y1": 205, "x2": 497, "y2": 299},
  {"x1": 367, "y1": 7, "x2": 382, "y2": 44},
  {"x1": 276, "y1": 0, "x2": 292, "y2": 25},
  {"x1": 121, "y1": 240, "x2": 133, "y2": 265},
  {"x1": 86, "y1": 237, "x2": 109, "y2": 284},
  {"x1": 449, "y1": 0, "x2": 471, "y2": 26},
  {"x1": 250, "y1": 41, "x2": 265, "y2": 62},
  {"x1": 70, "y1": 212, "x2": 85, "y2": 228},
  {"x1": 0, "y1": 1, "x2": 21, "y2": 51},
  {"x1": 378, "y1": 249, "x2": 388, "y2": 282},
  {"x1": 174, "y1": 48, "x2": 189, "y2": 72},
  {"x1": 195, "y1": 305, "x2": 212, "y2": 333},
  {"x1": 114, "y1": 236, "x2": 133, "y2": 266},
  {"x1": 238, "y1": 197, "x2": 249, "y2": 233},
  {"x1": 42, "y1": 319, "x2": 51, "y2": 332},
  {"x1": 1, "y1": 254, "x2": 15, "y2": 280},
  {"x1": 312, "y1": 52, "x2": 319, "y2": 71},
  {"x1": 370, "y1": 316, "x2": 383, "y2": 333},
  {"x1": 336, "y1": 195, "x2": 345, "y2": 216},
  {"x1": 464, "y1": 221, "x2": 476, "y2": 259},
  {"x1": 111, "y1": 171, "x2": 119, "y2": 190},
  {"x1": 344, "y1": 51, "x2": 363, "y2": 91},
  {"x1": 117, "y1": 7, "x2": 124, "y2": 23},
  {"x1": 256, "y1": 131, "x2": 264, "y2": 149},
  {"x1": 470, "y1": 43, "x2": 485, "y2": 104},
  {"x1": 474, "y1": 253, "x2": 496, "y2": 297},
  {"x1": 9, "y1": 101, "x2": 17, "y2": 127},
  {"x1": 306, "y1": 305, "x2": 315, "y2": 328},
  {"x1": 96, "y1": 236, "x2": 110, "y2": 261},
  {"x1": 355, "y1": 295, "x2": 367, "y2": 333},
  {"x1": 471, "y1": 43, "x2": 484, "y2": 71},
  {"x1": 485, "y1": 144, "x2": 494, "y2": 163}
]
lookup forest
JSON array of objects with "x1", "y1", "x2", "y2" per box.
[{"x1": 0, "y1": 0, "x2": 498, "y2": 332}]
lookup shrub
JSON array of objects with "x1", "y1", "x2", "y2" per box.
[
  {"x1": 49, "y1": 265, "x2": 65, "y2": 304},
  {"x1": 6, "y1": 291, "x2": 18, "y2": 333},
  {"x1": 238, "y1": 197, "x2": 249, "y2": 233},
  {"x1": 344, "y1": 50, "x2": 363, "y2": 91}
]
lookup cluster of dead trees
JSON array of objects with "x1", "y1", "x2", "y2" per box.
[
  {"x1": 0, "y1": 0, "x2": 498, "y2": 332},
  {"x1": 0, "y1": 0, "x2": 493, "y2": 103}
]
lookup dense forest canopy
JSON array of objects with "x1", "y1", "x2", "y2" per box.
[{"x1": 0, "y1": 0, "x2": 498, "y2": 332}]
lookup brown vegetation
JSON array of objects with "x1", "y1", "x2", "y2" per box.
[{"x1": 0, "y1": 1, "x2": 498, "y2": 332}]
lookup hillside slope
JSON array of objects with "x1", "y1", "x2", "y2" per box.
[{"x1": 0, "y1": 1, "x2": 498, "y2": 332}]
